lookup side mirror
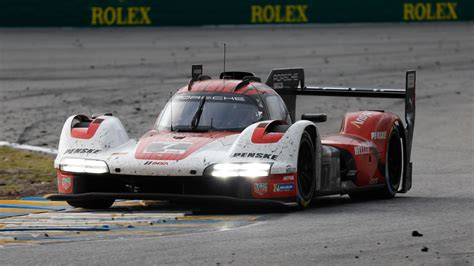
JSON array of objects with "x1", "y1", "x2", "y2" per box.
[{"x1": 301, "y1": 113, "x2": 327, "y2": 123}]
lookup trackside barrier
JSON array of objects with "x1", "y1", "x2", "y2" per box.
[{"x1": 0, "y1": 0, "x2": 472, "y2": 27}]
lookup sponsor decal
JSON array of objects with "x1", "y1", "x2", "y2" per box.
[
  {"x1": 251, "y1": 5, "x2": 308, "y2": 24},
  {"x1": 371, "y1": 131, "x2": 387, "y2": 140},
  {"x1": 175, "y1": 95, "x2": 246, "y2": 102},
  {"x1": 232, "y1": 152, "x2": 278, "y2": 160},
  {"x1": 65, "y1": 148, "x2": 101, "y2": 154},
  {"x1": 145, "y1": 142, "x2": 192, "y2": 154},
  {"x1": 62, "y1": 177, "x2": 71, "y2": 191},
  {"x1": 350, "y1": 111, "x2": 373, "y2": 129},
  {"x1": 91, "y1": 6, "x2": 152, "y2": 26},
  {"x1": 354, "y1": 146, "x2": 370, "y2": 155},
  {"x1": 144, "y1": 161, "x2": 169, "y2": 166},
  {"x1": 283, "y1": 175, "x2": 294, "y2": 181},
  {"x1": 58, "y1": 173, "x2": 73, "y2": 194},
  {"x1": 254, "y1": 183, "x2": 268, "y2": 195},
  {"x1": 403, "y1": 2, "x2": 458, "y2": 21},
  {"x1": 273, "y1": 183, "x2": 295, "y2": 192}
]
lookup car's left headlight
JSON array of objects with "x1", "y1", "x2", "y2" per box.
[
  {"x1": 210, "y1": 163, "x2": 271, "y2": 178},
  {"x1": 59, "y1": 158, "x2": 109, "y2": 174}
]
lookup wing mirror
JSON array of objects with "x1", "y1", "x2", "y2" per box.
[{"x1": 301, "y1": 113, "x2": 327, "y2": 123}]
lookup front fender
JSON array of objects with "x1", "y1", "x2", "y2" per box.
[
  {"x1": 228, "y1": 120, "x2": 321, "y2": 178},
  {"x1": 55, "y1": 115, "x2": 130, "y2": 167}
]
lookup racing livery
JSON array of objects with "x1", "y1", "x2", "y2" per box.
[{"x1": 48, "y1": 66, "x2": 416, "y2": 209}]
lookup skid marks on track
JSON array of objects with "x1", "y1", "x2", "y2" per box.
[{"x1": 0, "y1": 198, "x2": 261, "y2": 247}]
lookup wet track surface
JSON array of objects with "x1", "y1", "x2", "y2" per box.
[
  {"x1": 0, "y1": 23, "x2": 473, "y2": 264},
  {"x1": 0, "y1": 199, "x2": 266, "y2": 247}
]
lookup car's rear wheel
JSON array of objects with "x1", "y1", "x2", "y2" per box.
[
  {"x1": 380, "y1": 124, "x2": 403, "y2": 198},
  {"x1": 349, "y1": 124, "x2": 403, "y2": 200},
  {"x1": 296, "y1": 131, "x2": 316, "y2": 209},
  {"x1": 67, "y1": 199, "x2": 115, "y2": 209}
]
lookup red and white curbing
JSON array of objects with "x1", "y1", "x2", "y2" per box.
[{"x1": 0, "y1": 141, "x2": 58, "y2": 156}]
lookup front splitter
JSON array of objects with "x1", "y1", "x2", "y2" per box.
[{"x1": 46, "y1": 192, "x2": 297, "y2": 207}]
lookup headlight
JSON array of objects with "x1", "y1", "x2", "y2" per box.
[
  {"x1": 210, "y1": 163, "x2": 271, "y2": 178},
  {"x1": 59, "y1": 158, "x2": 109, "y2": 174}
]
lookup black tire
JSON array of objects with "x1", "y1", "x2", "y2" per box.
[
  {"x1": 296, "y1": 131, "x2": 316, "y2": 209},
  {"x1": 349, "y1": 124, "x2": 404, "y2": 200},
  {"x1": 379, "y1": 125, "x2": 404, "y2": 198},
  {"x1": 67, "y1": 199, "x2": 115, "y2": 209}
]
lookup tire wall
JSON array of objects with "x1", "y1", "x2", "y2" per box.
[{"x1": 1, "y1": 0, "x2": 472, "y2": 27}]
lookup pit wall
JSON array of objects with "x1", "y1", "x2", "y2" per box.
[{"x1": 1, "y1": 0, "x2": 472, "y2": 27}]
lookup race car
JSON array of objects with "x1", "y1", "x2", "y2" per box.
[{"x1": 47, "y1": 65, "x2": 416, "y2": 209}]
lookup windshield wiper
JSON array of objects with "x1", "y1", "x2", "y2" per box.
[{"x1": 190, "y1": 97, "x2": 206, "y2": 130}]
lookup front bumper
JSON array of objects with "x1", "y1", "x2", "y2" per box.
[{"x1": 53, "y1": 172, "x2": 297, "y2": 206}]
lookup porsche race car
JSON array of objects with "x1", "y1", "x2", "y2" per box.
[{"x1": 47, "y1": 66, "x2": 416, "y2": 209}]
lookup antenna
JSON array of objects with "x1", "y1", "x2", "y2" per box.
[
  {"x1": 223, "y1": 43, "x2": 226, "y2": 74},
  {"x1": 169, "y1": 91, "x2": 174, "y2": 131},
  {"x1": 223, "y1": 43, "x2": 226, "y2": 87}
]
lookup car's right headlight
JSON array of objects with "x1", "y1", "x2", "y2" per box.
[
  {"x1": 59, "y1": 158, "x2": 109, "y2": 174},
  {"x1": 210, "y1": 163, "x2": 271, "y2": 179}
]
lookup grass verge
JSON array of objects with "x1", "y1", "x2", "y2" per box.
[{"x1": 0, "y1": 146, "x2": 56, "y2": 198}]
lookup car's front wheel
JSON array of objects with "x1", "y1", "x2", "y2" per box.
[
  {"x1": 296, "y1": 131, "x2": 316, "y2": 209},
  {"x1": 67, "y1": 199, "x2": 115, "y2": 209}
]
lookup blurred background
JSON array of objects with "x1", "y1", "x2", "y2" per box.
[{"x1": 0, "y1": 0, "x2": 472, "y2": 148}]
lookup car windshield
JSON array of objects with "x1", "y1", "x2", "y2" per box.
[{"x1": 156, "y1": 93, "x2": 264, "y2": 132}]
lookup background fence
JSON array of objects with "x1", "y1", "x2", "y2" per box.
[{"x1": 0, "y1": 0, "x2": 472, "y2": 27}]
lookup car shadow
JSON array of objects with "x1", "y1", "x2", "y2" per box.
[{"x1": 86, "y1": 194, "x2": 450, "y2": 216}]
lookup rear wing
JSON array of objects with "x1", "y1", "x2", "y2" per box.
[{"x1": 266, "y1": 68, "x2": 415, "y2": 193}]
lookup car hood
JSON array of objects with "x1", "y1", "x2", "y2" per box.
[{"x1": 103, "y1": 130, "x2": 240, "y2": 176}]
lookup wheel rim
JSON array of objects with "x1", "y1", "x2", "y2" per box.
[{"x1": 298, "y1": 140, "x2": 313, "y2": 198}]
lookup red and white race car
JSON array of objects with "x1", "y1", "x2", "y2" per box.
[{"x1": 48, "y1": 66, "x2": 416, "y2": 209}]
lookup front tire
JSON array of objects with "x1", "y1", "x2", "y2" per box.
[
  {"x1": 67, "y1": 199, "x2": 115, "y2": 209},
  {"x1": 296, "y1": 131, "x2": 316, "y2": 209}
]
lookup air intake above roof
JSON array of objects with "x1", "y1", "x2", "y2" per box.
[{"x1": 219, "y1": 71, "x2": 255, "y2": 80}]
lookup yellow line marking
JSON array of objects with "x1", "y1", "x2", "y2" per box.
[
  {"x1": 0, "y1": 200, "x2": 69, "y2": 206},
  {"x1": 0, "y1": 240, "x2": 34, "y2": 245},
  {"x1": 0, "y1": 208, "x2": 49, "y2": 213}
]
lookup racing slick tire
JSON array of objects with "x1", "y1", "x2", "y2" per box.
[
  {"x1": 296, "y1": 131, "x2": 316, "y2": 209},
  {"x1": 350, "y1": 124, "x2": 404, "y2": 200},
  {"x1": 67, "y1": 199, "x2": 115, "y2": 209}
]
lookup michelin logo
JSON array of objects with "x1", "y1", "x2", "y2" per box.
[{"x1": 273, "y1": 183, "x2": 294, "y2": 192}]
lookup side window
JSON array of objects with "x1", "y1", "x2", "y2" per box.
[{"x1": 265, "y1": 95, "x2": 291, "y2": 123}]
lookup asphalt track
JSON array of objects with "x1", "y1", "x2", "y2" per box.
[{"x1": 0, "y1": 23, "x2": 473, "y2": 265}]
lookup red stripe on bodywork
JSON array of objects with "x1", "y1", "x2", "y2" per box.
[
  {"x1": 135, "y1": 130, "x2": 237, "y2": 161},
  {"x1": 70, "y1": 119, "x2": 103, "y2": 139},
  {"x1": 251, "y1": 122, "x2": 285, "y2": 144}
]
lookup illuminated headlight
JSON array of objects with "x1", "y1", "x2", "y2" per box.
[
  {"x1": 59, "y1": 158, "x2": 109, "y2": 174},
  {"x1": 210, "y1": 163, "x2": 271, "y2": 178}
]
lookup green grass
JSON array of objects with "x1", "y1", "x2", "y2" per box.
[{"x1": 0, "y1": 146, "x2": 56, "y2": 198}]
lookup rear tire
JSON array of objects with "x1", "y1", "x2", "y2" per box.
[
  {"x1": 67, "y1": 199, "x2": 115, "y2": 209},
  {"x1": 349, "y1": 124, "x2": 404, "y2": 200},
  {"x1": 379, "y1": 125, "x2": 403, "y2": 198},
  {"x1": 296, "y1": 131, "x2": 316, "y2": 209}
]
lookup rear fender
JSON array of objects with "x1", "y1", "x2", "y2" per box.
[{"x1": 341, "y1": 111, "x2": 403, "y2": 182}]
